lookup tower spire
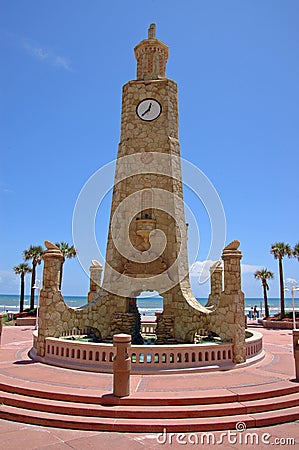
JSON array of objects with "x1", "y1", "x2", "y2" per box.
[
  {"x1": 134, "y1": 23, "x2": 169, "y2": 80},
  {"x1": 148, "y1": 23, "x2": 156, "y2": 39}
]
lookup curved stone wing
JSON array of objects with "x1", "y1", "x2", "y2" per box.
[
  {"x1": 224, "y1": 240, "x2": 240, "y2": 251},
  {"x1": 44, "y1": 240, "x2": 60, "y2": 250},
  {"x1": 91, "y1": 260, "x2": 103, "y2": 267}
]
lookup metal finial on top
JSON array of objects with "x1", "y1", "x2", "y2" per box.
[{"x1": 148, "y1": 23, "x2": 156, "y2": 39}]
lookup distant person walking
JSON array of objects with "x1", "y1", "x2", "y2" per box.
[{"x1": 253, "y1": 305, "x2": 258, "y2": 320}]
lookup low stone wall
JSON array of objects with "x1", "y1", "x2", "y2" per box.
[
  {"x1": 262, "y1": 319, "x2": 299, "y2": 330},
  {"x1": 246, "y1": 330, "x2": 263, "y2": 357},
  {"x1": 37, "y1": 240, "x2": 248, "y2": 364},
  {"x1": 30, "y1": 330, "x2": 263, "y2": 374},
  {"x1": 16, "y1": 317, "x2": 36, "y2": 326}
]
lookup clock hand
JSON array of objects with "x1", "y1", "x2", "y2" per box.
[{"x1": 141, "y1": 102, "x2": 152, "y2": 116}]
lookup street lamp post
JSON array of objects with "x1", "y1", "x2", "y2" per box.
[
  {"x1": 33, "y1": 279, "x2": 41, "y2": 330},
  {"x1": 284, "y1": 279, "x2": 299, "y2": 330}
]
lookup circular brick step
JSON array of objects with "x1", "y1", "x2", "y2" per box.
[
  {"x1": 0, "y1": 327, "x2": 298, "y2": 432},
  {"x1": 0, "y1": 381, "x2": 298, "y2": 431},
  {"x1": 0, "y1": 403, "x2": 298, "y2": 432},
  {"x1": 0, "y1": 389, "x2": 298, "y2": 419}
]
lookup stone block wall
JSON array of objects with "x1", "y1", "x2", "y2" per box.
[
  {"x1": 36, "y1": 242, "x2": 126, "y2": 356},
  {"x1": 152, "y1": 240, "x2": 246, "y2": 363},
  {"x1": 36, "y1": 239, "x2": 246, "y2": 364}
]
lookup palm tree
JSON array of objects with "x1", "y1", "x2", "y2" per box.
[
  {"x1": 24, "y1": 245, "x2": 43, "y2": 310},
  {"x1": 270, "y1": 242, "x2": 292, "y2": 318},
  {"x1": 254, "y1": 268, "x2": 274, "y2": 318},
  {"x1": 293, "y1": 242, "x2": 299, "y2": 261},
  {"x1": 13, "y1": 263, "x2": 32, "y2": 313},
  {"x1": 55, "y1": 242, "x2": 77, "y2": 290}
]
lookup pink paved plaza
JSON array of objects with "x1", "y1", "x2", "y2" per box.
[{"x1": 0, "y1": 323, "x2": 298, "y2": 449}]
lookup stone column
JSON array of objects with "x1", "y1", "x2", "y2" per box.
[
  {"x1": 88, "y1": 260, "x2": 103, "y2": 303},
  {"x1": 36, "y1": 241, "x2": 64, "y2": 357},
  {"x1": 207, "y1": 261, "x2": 223, "y2": 308},
  {"x1": 293, "y1": 330, "x2": 299, "y2": 380},
  {"x1": 221, "y1": 240, "x2": 246, "y2": 363},
  {"x1": 156, "y1": 313, "x2": 175, "y2": 344},
  {"x1": 113, "y1": 334, "x2": 131, "y2": 397},
  {"x1": 110, "y1": 309, "x2": 143, "y2": 345},
  {"x1": 222, "y1": 242, "x2": 242, "y2": 296}
]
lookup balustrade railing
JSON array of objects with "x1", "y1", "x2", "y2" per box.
[{"x1": 32, "y1": 330, "x2": 263, "y2": 373}]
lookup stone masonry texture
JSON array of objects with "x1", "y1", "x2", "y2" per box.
[{"x1": 36, "y1": 25, "x2": 246, "y2": 363}]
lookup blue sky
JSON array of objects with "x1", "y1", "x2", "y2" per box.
[{"x1": 1, "y1": 0, "x2": 299, "y2": 299}]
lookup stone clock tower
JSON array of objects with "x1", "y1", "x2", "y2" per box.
[
  {"x1": 36, "y1": 25, "x2": 246, "y2": 363},
  {"x1": 102, "y1": 24, "x2": 213, "y2": 343}
]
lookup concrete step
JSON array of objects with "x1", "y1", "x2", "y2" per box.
[
  {"x1": 0, "y1": 377, "x2": 298, "y2": 406},
  {"x1": 0, "y1": 403, "x2": 298, "y2": 432},
  {"x1": 0, "y1": 381, "x2": 298, "y2": 432},
  {"x1": 0, "y1": 390, "x2": 298, "y2": 419}
]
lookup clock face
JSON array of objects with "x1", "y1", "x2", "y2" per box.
[{"x1": 136, "y1": 98, "x2": 162, "y2": 121}]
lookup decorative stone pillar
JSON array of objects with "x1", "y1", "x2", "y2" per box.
[
  {"x1": 206, "y1": 261, "x2": 223, "y2": 308},
  {"x1": 88, "y1": 260, "x2": 103, "y2": 303},
  {"x1": 293, "y1": 330, "x2": 299, "y2": 380},
  {"x1": 113, "y1": 334, "x2": 131, "y2": 397},
  {"x1": 221, "y1": 240, "x2": 246, "y2": 363},
  {"x1": 110, "y1": 310, "x2": 143, "y2": 345},
  {"x1": 222, "y1": 241, "x2": 242, "y2": 297},
  {"x1": 156, "y1": 313, "x2": 175, "y2": 344},
  {"x1": 36, "y1": 241, "x2": 64, "y2": 357}
]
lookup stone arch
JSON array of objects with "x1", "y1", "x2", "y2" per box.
[{"x1": 87, "y1": 327, "x2": 102, "y2": 342}]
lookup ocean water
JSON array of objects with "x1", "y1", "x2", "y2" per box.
[{"x1": 0, "y1": 294, "x2": 298, "y2": 317}]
